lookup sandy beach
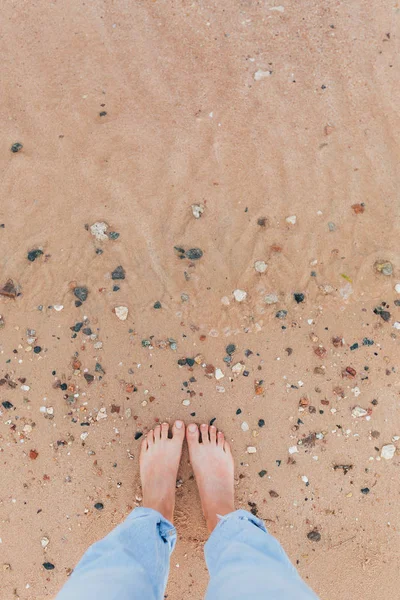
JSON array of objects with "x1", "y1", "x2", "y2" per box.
[{"x1": 0, "y1": 0, "x2": 399, "y2": 598}]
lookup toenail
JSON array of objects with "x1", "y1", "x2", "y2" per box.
[
  {"x1": 175, "y1": 420, "x2": 183, "y2": 429},
  {"x1": 188, "y1": 424, "x2": 197, "y2": 432}
]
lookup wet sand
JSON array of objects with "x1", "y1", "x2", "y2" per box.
[{"x1": 0, "y1": 1, "x2": 399, "y2": 598}]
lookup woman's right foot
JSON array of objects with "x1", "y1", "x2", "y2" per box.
[{"x1": 186, "y1": 423, "x2": 235, "y2": 532}]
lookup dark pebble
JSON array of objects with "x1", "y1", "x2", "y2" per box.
[
  {"x1": 244, "y1": 349, "x2": 253, "y2": 357},
  {"x1": 74, "y1": 287, "x2": 88, "y2": 302},
  {"x1": 361, "y1": 487, "x2": 370, "y2": 495},
  {"x1": 307, "y1": 530, "x2": 321, "y2": 542},
  {"x1": 33, "y1": 346, "x2": 42, "y2": 354},
  {"x1": 350, "y1": 343, "x2": 359, "y2": 351},
  {"x1": 71, "y1": 322, "x2": 83, "y2": 332},
  {"x1": 84, "y1": 373, "x2": 94, "y2": 384},
  {"x1": 294, "y1": 293, "x2": 305, "y2": 303},
  {"x1": 258, "y1": 469, "x2": 267, "y2": 477},
  {"x1": 276, "y1": 310, "x2": 287, "y2": 319},
  {"x1": 94, "y1": 502, "x2": 104, "y2": 510},
  {"x1": 186, "y1": 358, "x2": 195, "y2": 367},
  {"x1": 243, "y1": 370, "x2": 249, "y2": 377},
  {"x1": 135, "y1": 431, "x2": 143, "y2": 440},
  {"x1": 210, "y1": 417, "x2": 216, "y2": 426},
  {"x1": 226, "y1": 344, "x2": 236, "y2": 355},
  {"x1": 258, "y1": 419, "x2": 265, "y2": 427},
  {"x1": 395, "y1": 299, "x2": 400, "y2": 307},
  {"x1": 27, "y1": 249, "x2": 43, "y2": 262},
  {"x1": 11, "y1": 142, "x2": 23, "y2": 153},
  {"x1": 153, "y1": 301, "x2": 162, "y2": 309},
  {"x1": 236, "y1": 408, "x2": 242, "y2": 415},
  {"x1": 75, "y1": 300, "x2": 82, "y2": 307},
  {"x1": 96, "y1": 248, "x2": 103, "y2": 255},
  {"x1": 82, "y1": 327, "x2": 92, "y2": 335},
  {"x1": 60, "y1": 383, "x2": 67, "y2": 391},
  {"x1": 111, "y1": 266, "x2": 125, "y2": 280},
  {"x1": 43, "y1": 562, "x2": 55, "y2": 570},
  {"x1": 95, "y1": 362, "x2": 105, "y2": 374},
  {"x1": 99, "y1": 111, "x2": 107, "y2": 117},
  {"x1": 248, "y1": 501, "x2": 258, "y2": 516},
  {"x1": 269, "y1": 490, "x2": 279, "y2": 498},
  {"x1": 2, "y1": 401, "x2": 13, "y2": 409},
  {"x1": 185, "y1": 248, "x2": 203, "y2": 260},
  {"x1": 113, "y1": 285, "x2": 120, "y2": 292},
  {"x1": 373, "y1": 306, "x2": 390, "y2": 321},
  {"x1": 362, "y1": 338, "x2": 374, "y2": 346},
  {"x1": 108, "y1": 232, "x2": 120, "y2": 240}
]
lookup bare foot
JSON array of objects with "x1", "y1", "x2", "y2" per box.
[
  {"x1": 186, "y1": 423, "x2": 235, "y2": 532},
  {"x1": 140, "y1": 420, "x2": 185, "y2": 522}
]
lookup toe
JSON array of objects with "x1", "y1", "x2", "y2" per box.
[
  {"x1": 154, "y1": 425, "x2": 161, "y2": 442},
  {"x1": 217, "y1": 431, "x2": 225, "y2": 448},
  {"x1": 147, "y1": 429, "x2": 154, "y2": 446},
  {"x1": 161, "y1": 422, "x2": 169, "y2": 440},
  {"x1": 172, "y1": 420, "x2": 185, "y2": 442},
  {"x1": 209, "y1": 425, "x2": 217, "y2": 444},
  {"x1": 186, "y1": 423, "x2": 199, "y2": 446},
  {"x1": 200, "y1": 423, "x2": 210, "y2": 444},
  {"x1": 140, "y1": 437, "x2": 148, "y2": 453},
  {"x1": 223, "y1": 439, "x2": 232, "y2": 456}
]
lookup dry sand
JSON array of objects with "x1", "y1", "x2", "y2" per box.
[{"x1": 1, "y1": 0, "x2": 400, "y2": 598}]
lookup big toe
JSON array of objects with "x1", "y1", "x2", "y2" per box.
[
  {"x1": 172, "y1": 420, "x2": 185, "y2": 443},
  {"x1": 186, "y1": 423, "x2": 199, "y2": 447}
]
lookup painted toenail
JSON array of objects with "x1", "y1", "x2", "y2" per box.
[
  {"x1": 188, "y1": 424, "x2": 197, "y2": 432},
  {"x1": 175, "y1": 420, "x2": 183, "y2": 429}
]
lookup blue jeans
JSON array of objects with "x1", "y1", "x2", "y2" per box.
[{"x1": 56, "y1": 507, "x2": 319, "y2": 599}]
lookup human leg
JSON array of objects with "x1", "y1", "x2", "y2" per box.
[
  {"x1": 56, "y1": 421, "x2": 185, "y2": 600},
  {"x1": 186, "y1": 423, "x2": 319, "y2": 600}
]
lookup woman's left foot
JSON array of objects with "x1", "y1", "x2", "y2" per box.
[{"x1": 140, "y1": 420, "x2": 185, "y2": 522}]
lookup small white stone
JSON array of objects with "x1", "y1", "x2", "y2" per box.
[
  {"x1": 254, "y1": 69, "x2": 272, "y2": 81},
  {"x1": 216, "y1": 385, "x2": 225, "y2": 393},
  {"x1": 191, "y1": 204, "x2": 205, "y2": 219},
  {"x1": 254, "y1": 260, "x2": 268, "y2": 273},
  {"x1": 395, "y1": 283, "x2": 400, "y2": 294},
  {"x1": 46, "y1": 407, "x2": 54, "y2": 415},
  {"x1": 241, "y1": 421, "x2": 249, "y2": 432},
  {"x1": 286, "y1": 215, "x2": 297, "y2": 225},
  {"x1": 232, "y1": 362, "x2": 244, "y2": 375},
  {"x1": 182, "y1": 399, "x2": 191, "y2": 406},
  {"x1": 215, "y1": 368, "x2": 225, "y2": 380},
  {"x1": 96, "y1": 407, "x2": 107, "y2": 421},
  {"x1": 115, "y1": 306, "x2": 128, "y2": 321},
  {"x1": 392, "y1": 435, "x2": 400, "y2": 442},
  {"x1": 264, "y1": 293, "x2": 278, "y2": 304},
  {"x1": 270, "y1": 5, "x2": 285, "y2": 11},
  {"x1": 247, "y1": 446, "x2": 257, "y2": 453},
  {"x1": 301, "y1": 475, "x2": 309, "y2": 484},
  {"x1": 21, "y1": 385, "x2": 30, "y2": 392},
  {"x1": 351, "y1": 386, "x2": 361, "y2": 397},
  {"x1": 233, "y1": 289, "x2": 247, "y2": 302},
  {"x1": 94, "y1": 341, "x2": 103, "y2": 349},
  {"x1": 90, "y1": 221, "x2": 109, "y2": 240},
  {"x1": 289, "y1": 445, "x2": 298, "y2": 454},
  {"x1": 80, "y1": 432, "x2": 89, "y2": 441},
  {"x1": 53, "y1": 304, "x2": 64, "y2": 311},
  {"x1": 381, "y1": 444, "x2": 396, "y2": 460},
  {"x1": 393, "y1": 322, "x2": 400, "y2": 330},
  {"x1": 41, "y1": 537, "x2": 49, "y2": 548},
  {"x1": 352, "y1": 406, "x2": 367, "y2": 418}
]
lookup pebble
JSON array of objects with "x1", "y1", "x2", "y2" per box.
[
  {"x1": 288, "y1": 445, "x2": 298, "y2": 454},
  {"x1": 111, "y1": 266, "x2": 125, "y2": 280},
  {"x1": 328, "y1": 221, "x2": 336, "y2": 231},
  {"x1": 395, "y1": 284, "x2": 400, "y2": 293},
  {"x1": 352, "y1": 406, "x2": 367, "y2": 418},
  {"x1": 90, "y1": 222, "x2": 109, "y2": 240},
  {"x1": 96, "y1": 407, "x2": 107, "y2": 421},
  {"x1": 265, "y1": 293, "x2": 278, "y2": 304},
  {"x1": 191, "y1": 204, "x2": 205, "y2": 218},
  {"x1": 53, "y1": 304, "x2": 64, "y2": 311},
  {"x1": 226, "y1": 344, "x2": 236, "y2": 355},
  {"x1": 115, "y1": 306, "x2": 128, "y2": 320},
  {"x1": 233, "y1": 289, "x2": 247, "y2": 302},
  {"x1": 185, "y1": 248, "x2": 203, "y2": 260},
  {"x1": 42, "y1": 562, "x2": 55, "y2": 570},
  {"x1": 285, "y1": 215, "x2": 297, "y2": 225},
  {"x1": 276, "y1": 310, "x2": 287, "y2": 319},
  {"x1": 254, "y1": 260, "x2": 268, "y2": 273},
  {"x1": 41, "y1": 537, "x2": 49, "y2": 548},
  {"x1": 74, "y1": 287, "x2": 88, "y2": 302},
  {"x1": 393, "y1": 322, "x2": 400, "y2": 330},
  {"x1": 247, "y1": 446, "x2": 257, "y2": 453},
  {"x1": 215, "y1": 368, "x2": 224, "y2": 380},
  {"x1": 27, "y1": 249, "x2": 43, "y2": 262},
  {"x1": 254, "y1": 69, "x2": 272, "y2": 81},
  {"x1": 232, "y1": 362, "x2": 244, "y2": 375},
  {"x1": 94, "y1": 502, "x2": 104, "y2": 510},
  {"x1": 258, "y1": 470, "x2": 267, "y2": 477},
  {"x1": 293, "y1": 293, "x2": 305, "y2": 303},
  {"x1": 307, "y1": 530, "x2": 321, "y2": 542},
  {"x1": 11, "y1": 142, "x2": 23, "y2": 153},
  {"x1": 182, "y1": 399, "x2": 191, "y2": 406},
  {"x1": 374, "y1": 260, "x2": 393, "y2": 276},
  {"x1": 241, "y1": 421, "x2": 249, "y2": 432},
  {"x1": 381, "y1": 444, "x2": 396, "y2": 460}
]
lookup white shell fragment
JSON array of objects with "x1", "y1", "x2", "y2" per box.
[
  {"x1": 352, "y1": 406, "x2": 368, "y2": 418},
  {"x1": 90, "y1": 221, "x2": 109, "y2": 240},
  {"x1": 115, "y1": 306, "x2": 128, "y2": 321},
  {"x1": 254, "y1": 260, "x2": 268, "y2": 273},
  {"x1": 233, "y1": 289, "x2": 247, "y2": 302},
  {"x1": 381, "y1": 444, "x2": 396, "y2": 460}
]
